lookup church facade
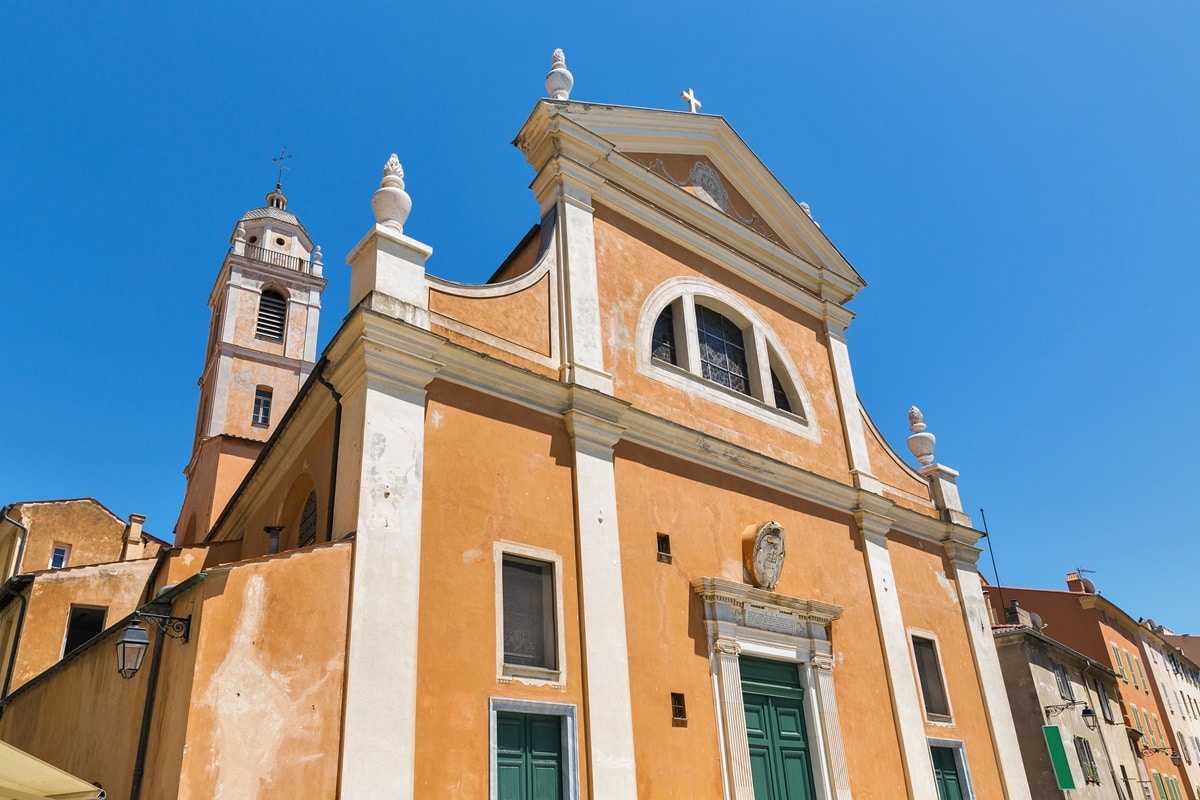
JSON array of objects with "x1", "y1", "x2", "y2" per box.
[{"x1": 0, "y1": 55, "x2": 1033, "y2": 800}]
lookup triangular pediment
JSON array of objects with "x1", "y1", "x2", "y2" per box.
[{"x1": 515, "y1": 101, "x2": 864, "y2": 297}]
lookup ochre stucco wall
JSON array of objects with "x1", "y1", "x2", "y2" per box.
[
  {"x1": 14, "y1": 499, "x2": 130, "y2": 573},
  {"x1": 414, "y1": 383, "x2": 588, "y2": 796},
  {"x1": 176, "y1": 543, "x2": 350, "y2": 799},
  {"x1": 613, "y1": 441, "x2": 907, "y2": 798}
]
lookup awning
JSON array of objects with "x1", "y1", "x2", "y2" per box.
[{"x1": 0, "y1": 740, "x2": 103, "y2": 800}]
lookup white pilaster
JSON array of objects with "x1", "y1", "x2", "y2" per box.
[
  {"x1": 825, "y1": 323, "x2": 881, "y2": 494},
  {"x1": 811, "y1": 654, "x2": 853, "y2": 800},
  {"x1": 336, "y1": 338, "x2": 441, "y2": 800},
  {"x1": 714, "y1": 639, "x2": 755, "y2": 800},
  {"x1": 945, "y1": 539, "x2": 1034, "y2": 800},
  {"x1": 563, "y1": 392, "x2": 637, "y2": 798},
  {"x1": 854, "y1": 505, "x2": 937, "y2": 800},
  {"x1": 541, "y1": 172, "x2": 612, "y2": 392}
]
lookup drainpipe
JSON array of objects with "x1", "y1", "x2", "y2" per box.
[
  {"x1": 2, "y1": 505, "x2": 29, "y2": 578},
  {"x1": 315, "y1": 362, "x2": 342, "y2": 543},
  {"x1": 264, "y1": 526, "x2": 283, "y2": 555},
  {"x1": 128, "y1": 604, "x2": 169, "y2": 800}
]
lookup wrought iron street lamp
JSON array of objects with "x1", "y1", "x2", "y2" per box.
[{"x1": 114, "y1": 612, "x2": 191, "y2": 680}]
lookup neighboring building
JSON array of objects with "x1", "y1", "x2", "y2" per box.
[
  {"x1": 988, "y1": 576, "x2": 1194, "y2": 800},
  {"x1": 993, "y1": 609, "x2": 1139, "y2": 800},
  {"x1": 0, "y1": 55, "x2": 1037, "y2": 800},
  {"x1": 1138, "y1": 622, "x2": 1200, "y2": 799},
  {"x1": 0, "y1": 499, "x2": 165, "y2": 696}
]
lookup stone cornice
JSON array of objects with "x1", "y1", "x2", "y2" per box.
[
  {"x1": 692, "y1": 576, "x2": 844, "y2": 628},
  {"x1": 563, "y1": 386, "x2": 630, "y2": 454}
]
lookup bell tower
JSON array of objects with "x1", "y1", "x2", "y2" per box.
[{"x1": 176, "y1": 183, "x2": 326, "y2": 544}]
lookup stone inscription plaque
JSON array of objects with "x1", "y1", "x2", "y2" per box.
[{"x1": 745, "y1": 604, "x2": 796, "y2": 635}]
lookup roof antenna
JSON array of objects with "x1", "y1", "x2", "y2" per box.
[{"x1": 979, "y1": 507, "x2": 1006, "y2": 618}]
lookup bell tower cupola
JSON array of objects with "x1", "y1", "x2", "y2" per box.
[{"x1": 176, "y1": 180, "x2": 327, "y2": 545}]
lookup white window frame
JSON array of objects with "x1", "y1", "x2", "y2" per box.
[
  {"x1": 488, "y1": 697, "x2": 579, "y2": 800},
  {"x1": 909, "y1": 628, "x2": 955, "y2": 725},
  {"x1": 928, "y1": 738, "x2": 977, "y2": 800},
  {"x1": 637, "y1": 277, "x2": 820, "y2": 443},
  {"x1": 49, "y1": 543, "x2": 71, "y2": 570},
  {"x1": 494, "y1": 542, "x2": 566, "y2": 687}
]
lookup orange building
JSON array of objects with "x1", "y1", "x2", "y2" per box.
[
  {"x1": 0, "y1": 54, "x2": 1036, "y2": 800},
  {"x1": 987, "y1": 576, "x2": 1194, "y2": 800}
]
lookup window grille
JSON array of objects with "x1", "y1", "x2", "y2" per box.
[
  {"x1": 502, "y1": 556, "x2": 556, "y2": 671},
  {"x1": 695, "y1": 305, "x2": 750, "y2": 395},
  {"x1": 670, "y1": 692, "x2": 687, "y2": 721},
  {"x1": 256, "y1": 290, "x2": 287, "y2": 341},
  {"x1": 651, "y1": 304, "x2": 677, "y2": 365}
]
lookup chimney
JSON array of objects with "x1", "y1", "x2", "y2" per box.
[
  {"x1": 122, "y1": 513, "x2": 146, "y2": 561},
  {"x1": 1066, "y1": 572, "x2": 1086, "y2": 593},
  {"x1": 1005, "y1": 600, "x2": 1032, "y2": 627}
]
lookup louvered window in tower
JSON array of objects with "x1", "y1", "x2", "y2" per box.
[
  {"x1": 695, "y1": 305, "x2": 750, "y2": 395},
  {"x1": 298, "y1": 491, "x2": 318, "y2": 548},
  {"x1": 256, "y1": 289, "x2": 287, "y2": 341}
]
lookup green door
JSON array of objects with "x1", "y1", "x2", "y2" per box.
[
  {"x1": 496, "y1": 712, "x2": 563, "y2": 800},
  {"x1": 930, "y1": 746, "x2": 965, "y2": 800},
  {"x1": 741, "y1": 657, "x2": 817, "y2": 800}
]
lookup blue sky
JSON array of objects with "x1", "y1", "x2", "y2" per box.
[{"x1": 3, "y1": 4, "x2": 1197, "y2": 630}]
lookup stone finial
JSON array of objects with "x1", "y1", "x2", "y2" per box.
[
  {"x1": 311, "y1": 245, "x2": 324, "y2": 277},
  {"x1": 799, "y1": 202, "x2": 820, "y2": 229},
  {"x1": 234, "y1": 222, "x2": 247, "y2": 242},
  {"x1": 906, "y1": 406, "x2": 936, "y2": 465},
  {"x1": 372, "y1": 154, "x2": 412, "y2": 233},
  {"x1": 545, "y1": 49, "x2": 573, "y2": 100}
]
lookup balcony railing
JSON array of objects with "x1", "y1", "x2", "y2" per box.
[{"x1": 239, "y1": 242, "x2": 314, "y2": 274}]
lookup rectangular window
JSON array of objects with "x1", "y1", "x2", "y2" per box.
[
  {"x1": 63, "y1": 605, "x2": 106, "y2": 657},
  {"x1": 656, "y1": 533, "x2": 672, "y2": 564},
  {"x1": 1152, "y1": 772, "x2": 1168, "y2": 800},
  {"x1": 1152, "y1": 715, "x2": 1166, "y2": 749},
  {"x1": 1073, "y1": 736, "x2": 1100, "y2": 784},
  {"x1": 912, "y1": 636, "x2": 951, "y2": 720},
  {"x1": 1095, "y1": 679, "x2": 1115, "y2": 723},
  {"x1": 1113, "y1": 643, "x2": 1129, "y2": 681},
  {"x1": 670, "y1": 692, "x2": 687, "y2": 722},
  {"x1": 1053, "y1": 663, "x2": 1075, "y2": 701},
  {"x1": 49, "y1": 544, "x2": 70, "y2": 570},
  {"x1": 501, "y1": 553, "x2": 558, "y2": 678},
  {"x1": 252, "y1": 387, "x2": 273, "y2": 427}
]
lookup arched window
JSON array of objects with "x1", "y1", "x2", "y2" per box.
[
  {"x1": 298, "y1": 491, "x2": 318, "y2": 547},
  {"x1": 253, "y1": 386, "x2": 273, "y2": 427},
  {"x1": 640, "y1": 280, "x2": 816, "y2": 436},
  {"x1": 256, "y1": 289, "x2": 287, "y2": 341}
]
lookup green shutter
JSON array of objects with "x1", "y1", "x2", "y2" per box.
[
  {"x1": 930, "y1": 747, "x2": 965, "y2": 800},
  {"x1": 496, "y1": 712, "x2": 563, "y2": 800},
  {"x1": 1152, "y1": 772, "x2": 1168, "y2": 800},
  {"x1": 1043, "y1": 726, "x2": 1077, "y2": 790}
]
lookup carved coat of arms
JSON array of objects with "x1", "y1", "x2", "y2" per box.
[{"x1": 746, "y1": 521, "x2": 786, "y2": 591}]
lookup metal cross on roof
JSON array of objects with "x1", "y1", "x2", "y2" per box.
[
  {"x1": 681, "y1": 88, "x2": 702, "y2": 113},
  {"x1": 272, "y1": 147, "x2": 293, "y2": 189}
]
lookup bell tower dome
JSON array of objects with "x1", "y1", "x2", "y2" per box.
[{"x1": 175, "y1": 184, "x2": 327, "y2": 544}]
